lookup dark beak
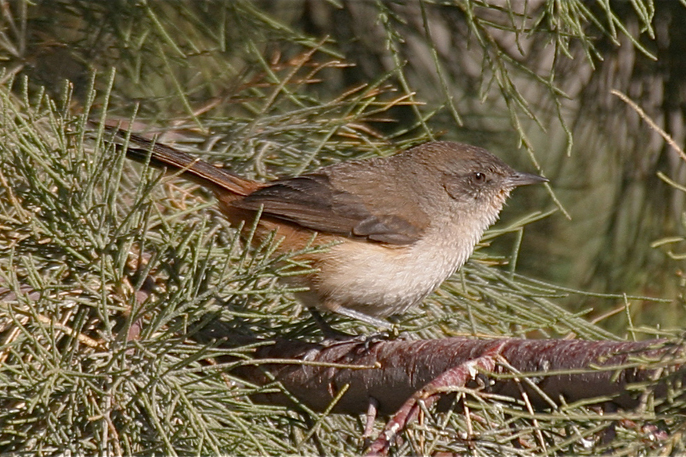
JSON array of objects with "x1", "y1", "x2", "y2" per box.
[{"x1": 507, "y1": 171, "x2": 548, "y2": 187}]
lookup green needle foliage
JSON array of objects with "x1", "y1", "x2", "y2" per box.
[{"x1": 0, "y1": 0, "x2": 684, "y2": 455}]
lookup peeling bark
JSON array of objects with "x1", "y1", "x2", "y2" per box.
[{"x1": 233, "y1": 337, "x2": 683, "y2": 416}]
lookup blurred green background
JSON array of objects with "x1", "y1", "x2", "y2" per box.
[
  {"x1": 4, "y1": 1, "x2": 686, "y2": 333},
  {"x1": 2, "y1": 1, "x2": 686, "y2": 455}
]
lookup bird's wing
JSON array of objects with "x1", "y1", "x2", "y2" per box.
[{"x1": 232, "y1": 173, "x2": 423, "y2": 245}]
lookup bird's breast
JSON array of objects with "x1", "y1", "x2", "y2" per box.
[{"x1": 314, "y1": 223, "x2": 480, "y2": 317}]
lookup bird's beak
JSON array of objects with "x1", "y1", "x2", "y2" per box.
[{"x1": 507, "y1": 171, "x2": 548, "y2": 187}]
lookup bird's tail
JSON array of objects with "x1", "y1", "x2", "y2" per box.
[{"x1": 104, "y1": 126, "x2": 260, "y2": 197}]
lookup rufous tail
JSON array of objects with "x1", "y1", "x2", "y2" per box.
[{"x1": 105, "y1": 127, "x2": 260, "y2": 197}]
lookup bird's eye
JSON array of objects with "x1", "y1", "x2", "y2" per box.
[{"x1": 472, "y1": 172, "x2": 486, "y2": 183}]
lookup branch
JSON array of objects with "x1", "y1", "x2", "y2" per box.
[{"x1": 233, "y1": 337, "x2": 683, "y2": 415}]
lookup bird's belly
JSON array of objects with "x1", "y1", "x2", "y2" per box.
[{"x1": 314, "y1": 235, "x2": 473, "y2": 317}]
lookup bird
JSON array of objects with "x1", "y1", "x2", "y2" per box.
[{"x1": 107, "y1": 128, "x2": 547, "y2": 332}]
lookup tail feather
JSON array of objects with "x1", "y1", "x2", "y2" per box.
[{"x1": 106, "y1": 127, "x2": 259, "y2": 197}]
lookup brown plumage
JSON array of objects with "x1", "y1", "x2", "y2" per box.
[{"x1": 109, "y1": 128, "x2": 547, "y2": 329}]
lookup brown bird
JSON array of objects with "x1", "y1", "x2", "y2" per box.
[{"x1": 109, "y1": 129, "x2": 547, "y2": 331}]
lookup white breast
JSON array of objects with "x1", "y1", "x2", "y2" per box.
[{"x1": 315, "y1": 221, "x2": 484, "y2": 317}]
